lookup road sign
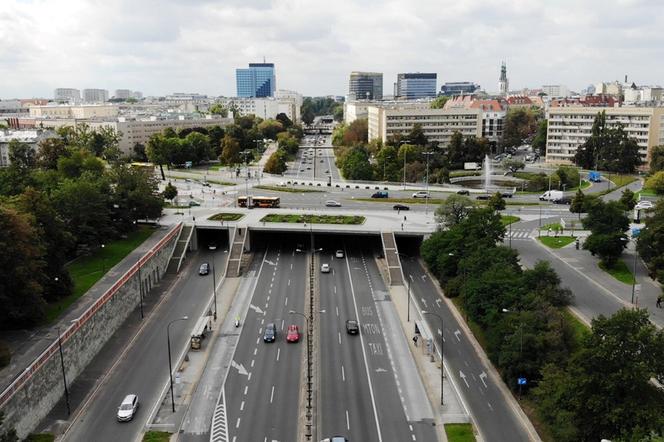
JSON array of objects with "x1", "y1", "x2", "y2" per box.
[
  {"x1": 185, "y1": 161, "x2": 192, "y2": 168},
  {"x1": 634, "y1": 284, "x2": 641, "y2": 295},
  {"x1": 632, "y1": 227, "x2": 641, "y2": 237},
  {"x1": 517, "y1": 377, "x2": 527, "y2": 385}
]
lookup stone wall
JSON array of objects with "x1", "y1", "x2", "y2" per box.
[{"x1": 0, "y1": 223, "x2": 183, "y2": 438}]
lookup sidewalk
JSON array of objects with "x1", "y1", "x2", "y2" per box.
[{"x1": 0, "y1": 226, "x2": 172, "y2": 394}]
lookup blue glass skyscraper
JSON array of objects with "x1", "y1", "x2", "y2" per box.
[{"x1": 236, "y1": 63, "x2": 276, "y2": 97}]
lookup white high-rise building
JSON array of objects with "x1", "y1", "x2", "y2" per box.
[
  {"x1": 542, "y1": 85, "x2": 570, "y2": 98},
  {"x1": 54, "y1": 88, "x2": 80, "y2": 102},
  {"x1": 114, "y1": 89, "x2": 132, "y2": 99},
  {"x1": 82, "y1": 89, "x2": 109, "y2": 103}
]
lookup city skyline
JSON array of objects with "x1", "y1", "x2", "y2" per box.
[{"x1": 0, "y1": 0, "x2": 662, "y2": 99}]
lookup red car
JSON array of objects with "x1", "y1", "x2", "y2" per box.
[{"x1": 286, "y1": 325, "x2": 301, "y2": 343}]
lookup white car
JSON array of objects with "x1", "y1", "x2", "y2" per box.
[
  {"x1": 117, "y1": 394, "x2": 139, "y2": 422},
  {"x1": 325, "y1": 200, "x2": 342, "y2": 207},
  {"x1": 321, "y1": 263, "x2": 330, "y2": 273},
  {"x1": 335, "y1": 250, "x2": 344, "y2": 259},
  {"x1": 412, "y1": 191, "x2": 430, "y2": 199},
  {"x1": 635, "y1": 201, "x2": 654, "y2": 210}
]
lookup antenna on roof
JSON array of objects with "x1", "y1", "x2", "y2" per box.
[{"x1": 263, "y1": 56, "x2": 266, "y2": 63}]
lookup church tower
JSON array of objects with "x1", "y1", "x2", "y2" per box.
[{"x1": 498, "y1": 61, "x2": 509, "y2": 96}]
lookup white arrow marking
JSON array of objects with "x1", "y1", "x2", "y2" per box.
[
  {"x1": 421, "y1": 274, "x2": 427, "y2": 280},
  {"x1": 437, "y1": 328, "x2": 442, "y2": 337},
  {"x1": 454, "y1": 329, "x2": 461, "y2": 342},
  {"x1": 375, "y1": 368, "x2": 388, "y2": 373},
  {"x1": 460, "y1": 370, "x2": 469, "y2": 388},
  {"x1": 249, "y1": 304, "x2": 264, "y2": 315},
  {"x1": 479, "y1": 371, "x2": 488, "y2": 388},
  {"x1": 264, "y1": 259, "x2": 276, "y2": 266},
  {"x1": 231, "y1": 361, "x2": 248, "y2": 376},
  {"x1": 435, "y1": 299, "x2": 442, "y2": 308},
  {"x1": 421, "y1": 298, "x2": 428, "y2": 308},
  {"x1": 409, "y1": 274, "x2": 414, "y2": 281}
]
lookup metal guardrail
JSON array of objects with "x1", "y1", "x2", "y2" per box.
[{"x1": 0, "y1": 223, "x2": 183, "y2": 409}]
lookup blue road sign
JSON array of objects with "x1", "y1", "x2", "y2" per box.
[
  {"x1": 517, "y1": 377, "x2": 527, "y2": 385},
  {"x1": 632, "y1": 227, "x2": 641, "y2": 237}
]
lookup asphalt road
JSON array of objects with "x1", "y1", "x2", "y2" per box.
[
  {"x1": 63, "y1": 247, "x2": 228, "y2": 442},
  {"x1": 401, "y1": 257, "x2": 534, "y2": 442},
  {"x1": 224, "y1": 244, "x2": 306, "y2": 442}
]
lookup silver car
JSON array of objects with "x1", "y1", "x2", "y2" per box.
[{"x1": 117, "y1": 394, "x2": 139, "y2": 422}]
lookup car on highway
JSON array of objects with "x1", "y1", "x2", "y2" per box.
[
  {"x1": 345, "y1": 320, "x2": 359, "y2": 335},
  {"x1": 321, "y1": 263, "x2": 330, "y2": 273},
  {"x1": 263, "y1": 323, "x2": 277, "y2": 343},
  {"x1": 117, "y1": 394, "x2": 139, "y2": 422},
  {"x1": 636, "y1": 200, "x2": 654, "y2": 210},
  {"x1": 199, "y1": 262, "x2": 210, "y2": 275},
  {"x1": 335, "y1": 250, "x2": 344, "y2": 259},
  {"x1": 371, "y1": 190, "x2": 389, "y2": 198},
  {"x1": 456, "y1": 189, "x2": 470, "y2": 195},
  {"x1": 412, "y1": 191, "x2": 430, "y2": 198},
  {"x1": 393, "y1": 204, "x2": 410, "y2": 211},
  {"x1": 475, "y1": 194, "x2": 490, "y2": 200},
  {"x1": 208, "y1": 242, "x2": 217, "y2": 251},
  {"x1": 325, "y1": 200, "x2": 341, "y2": 207},
  {"x1": 286, "y1": 324, "x2": 301, "y2": 343}
]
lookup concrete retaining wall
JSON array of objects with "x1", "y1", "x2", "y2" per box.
[{"x1": 0, "y1": 223, "x2": 183, "y2": 438}]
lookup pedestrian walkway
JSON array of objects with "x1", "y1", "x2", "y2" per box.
[{"x1": 505, "y1": 228, "x2": 535, "y2": 240}]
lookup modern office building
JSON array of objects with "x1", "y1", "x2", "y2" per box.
[
  {"x1": 82, "y1": 88, "x2": 109, "y2": 103},
  {"x1": 439, "y1": 82, "x2": 481, "y2": 96},
  {"x1": 367, "y1": 105, "x2": 482, "y2": 147},
  {"x1": 348, "y1": 72, "x2": 383, "y2": 100},
  {"x1": 395, "y1": 73, "x2": 437, "y2": 99},
  {"x1": 236, "y1": 63, "x2": 276, "y2": 98},
  {"x1": 54, "y1": 88, "x2": 81, "y2": 102},
  {"x1": 545, "y1": 106, "x2": 664, "y2": 167}
]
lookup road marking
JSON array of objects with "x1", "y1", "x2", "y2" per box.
[
  {"x1": 375, "y1": 367, "x2": 387, "y2": 373},
  {"x1": 247, "y1": 372, "x2": 252, "y2": 381},
  {"x1": 277, "y1": 348, "x2": 280, "y2": 361},
  {"x1": 284, "y1": 297, "x2": 288, "y2": 306},
  {"x1": 240, "y1": 401, "x2": 245, "y2": 411},
  {"x1": 290, "y1": 263, "x2": 293, "y2": 270},
  {"x1": 270, "y1": 385, "x2": 275, "y2": 403},
  {"x1": 487, "y1": 401, "x2": 494, "y2": 411},
  {"x1": 435, "y1": 298, "x2": 442, "y2": 308},
  {"x1": 236, "y1": 418, "x2": 241, "y2": 428},
  {"x1": 281, "y1": 319, "x2": 284, "y2": 330},
  {"x1": 261, "y1": 319, "x2": 264, "y2": 325},
  {"x1": 479, "y1": 371, "x2": 488, "y2": 388},
  {"x1": 249, "y1": 304, "x2": 264, "y2": 315},
  {"x1": 256, "y1": 337, "x2": 259, "y2": 345},
  {"x1": 460, "y1": 370, "x2": 470, "y2": 388},
  {"x1": 253, "y1": 348, "x2": 257, "y2": 356},
  {"x1": 454, "y1": 329, "x2": 461, "y2": 341},
  {"x1": 266, "y1": 295, "x2": 270, "y2": 301},
  {"x1": 341, "y1": 364, "x2": 345, "y2": 381},
  {"x1": 231, "y1": 360, "x2": 248, "y2": 376},
  {"x1": 338, "y1": 332, "x2": 341, "y2": 344},
  {"x1": 336, "y1": 306, "x2": 339, "y2": 316},
  {"x1": 264, "y1": 303, "x2": 268, "y2": 309},
  {"x1": 344, "y1": 245, "x2": 383, "y2": 442},
  {"x1": 421, "y1": 297, "x2": 428, "y2": 308},
  {"x1": 346, "y1": 410, "x2": 350, "y2": 430},
  {"x1": 334, "y1": 285, "x2": 337, "y2": 294},
  {"x1": 251, "y1": 359, "x2": 255, "y2": 368},
  {"x1": 244, "y1": 385, "x2": 248, "y2": 395}
]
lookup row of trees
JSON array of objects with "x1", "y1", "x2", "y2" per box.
[
  {"x1": 637, "y1": 200, "x2": 664, "y2": 293},
  {"x1": 262, "y1": 118, "x2": 304, "y2": 174},
  {"x1": 301, "y1": 97, "x2": 344, "y2": 125},
  {"x1": 422, "y1": 202, "x2": 664, "y2": 441},
  {"x1": 0, "y1": 125, "x2": 164, "y2": 328}
]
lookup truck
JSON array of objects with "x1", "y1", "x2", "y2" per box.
[
  {"x1": 539, "y1": 190, "x2": 564, "y2": 201},
  {"x1": 464, "y1": 162, "x2": 482, "y2": 170}
]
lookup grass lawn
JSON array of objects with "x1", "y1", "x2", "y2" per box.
[
  {"x1": 254, "y1": 185, "x2": 323, "y2": 193},
  {"x1": 599, "y1": 260, "x2": 635, "y2": 285},
  {"x1": 501, "y1": 215, "x2": 521, "y2": 226},
  {"x1": 25, "y1": 434, "x2": 55, "y2": 442},
  {"x1": 143, "y1": 431, "x2": 171, "y2": 442},
  {"x1": 355, "y1": 197, "x2": 445, "y2": 205},
  {"x1": 45, "y1": 226, "x2": 154, "y2": 323},
  {"x1": 261, "y1": 214, "x2": 365, "y2": 225},
  {"x1": 444, "y1": 423, "x2": 476, "y2": 442},
  {"x1": 205, "y1": 179, "x2": 235, "y2": 186},
  {"x1": 637, "y1": 188, "x2": 658, "y2": 197},
  {"x1": 608, "y1": 174, "x2": 638, "y2": 188},
  {"x1": 563, "y1": 308, "x2": 590, "y2": 343},
  {"x1": 538, "y1": 236, "x2": 576, "y2": 249},
  {"x1": 208, "y1": 213, "x2": 244, "y2": 221}
]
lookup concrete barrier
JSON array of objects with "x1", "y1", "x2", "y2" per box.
[{"x1": 0, "y1": 223, "x2": 183, "y2": 438}]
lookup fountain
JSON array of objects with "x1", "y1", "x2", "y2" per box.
[{"x1": 484, "y1": 154, "x2": 492, "y2": 193}]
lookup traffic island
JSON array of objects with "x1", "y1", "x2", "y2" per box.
[
  {"x1": 207, "y1": 212, "x2": 244, "y2": 221},
  {"x1": 260, "y1": 214, "x2": 365, "y2": 224},
  {"x1": 445, "y1": 423, "x2": 476, "y2": 442},
  {"x1": 537, "y1": 236, "x2": 576, "y2": 249}
]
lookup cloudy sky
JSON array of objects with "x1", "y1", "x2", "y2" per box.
[{"x1": 0, "y1": 0, "x2": 661, "y2": 99}]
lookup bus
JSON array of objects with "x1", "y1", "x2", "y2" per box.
[{"x1": 237, "y1": 196, "x2": 280, "y2": 208}]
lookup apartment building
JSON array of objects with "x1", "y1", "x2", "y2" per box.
[
  {"x1": 0, "y1": 129, "x2": 53, "y2": 167},
  {"x1": 217, "y1": 94, "x2": 301, "y2": 123},
  {"x1": 82, "y1": 89, "x2": 109, "y2": 103},
  {"x1": 54, "y1": 88, "x2": 81, "y2": 102},
  {"x1": 546, "y1": 106, "x2": 664, "y2": 166},
  {"x1": 367, "y1": 105, "x2": 482, "y2": 147},
  {"x1": 29, "y1": 104, "x2": 119, "y2": 119}
]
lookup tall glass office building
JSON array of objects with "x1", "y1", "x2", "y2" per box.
[
  {"x1": 395, "y1": 73, "x2": 437, "y2": 99},
  {"x1": 236, "y1": 63, "x2": 276, "y2": 97},
  {"x1": 348, "y1": 72, "x2": 383, "y2": 100}
]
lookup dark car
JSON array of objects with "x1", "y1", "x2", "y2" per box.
[
  {"x1": 199, "y1": 262, "x2": 210, "y2": 275},
  {"x1": 475, "y1": 194, "x2": 490, "y2": 200},
  {"x1": 500, "y1": 192, "x2": 514, "y2": 198},
  {"x1": 553, "y1": 197, "x2": 572, "y2": 205},
  {"x1": 456, "y1": 189, "x2": 470, "y2": 195},
  {"x1": 393, "y1": 204, "x2": 410, "y2": 211},
  {"x1": 346, "y1": 319, "x2": 359, "y2": 335},
  {"x1": 371, "y1": 191, "x2": 388, "y2": 198},
  {"x1": 263, "y1": 323, "x2": 277, "y2": 342}
]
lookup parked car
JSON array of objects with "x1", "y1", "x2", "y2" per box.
[
  {"x1": 345, "y1": 320, "x2": 359, "y2": 335},
  {"x1": 393, "y1": 204, "x2": 410, "y2": 211},
  {"x1": 199, "y1": 262, "x2": 210, "y2": 275},
  {"x1": 321, "y1": 263, "x2": 331, "y2": 273},
  {"x1": 117, "y1": 394, "x2": 139, "y2": 422},
  {"x1": 456, "y1": 189, "x2": 470, "y2": 195},
  {"x1": 325, "y1": 200, "x2": 342, "y2": 207},
  {"x1": 286, "y1": 324, "x2": 301, "y2": 343},
  {"x1": 335, "y1": 250, "x2": 344, "y2": 259},
  {"x1": 412, "y1": 191, "x2": 430, "y2": 198},
  {"x1": 371, "y1": 191, "x2": 389, "y2": 198},
  {"x1": 636, "y1": 200, "x2": 654, "y2": 210},
  {"x1": 263, "y1": 323, "x2": 277, "y2": 343}
]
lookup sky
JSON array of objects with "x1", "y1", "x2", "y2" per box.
[{"x1": 0, "y1": 0, "x2": 662, "y2": 99}]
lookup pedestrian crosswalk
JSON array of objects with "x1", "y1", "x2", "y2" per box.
[{"x1": 505, "y1": 229, "x2": 534, "y2": 240}]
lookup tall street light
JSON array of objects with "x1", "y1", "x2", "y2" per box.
[
  {"x1": 166, "y1": 316, "x2": 188, "y2": 412},
  {"x1": 399, "y1": 139, "x2": 411, "y2": 190},
  {"x1": 211, "y1": 257, "x2": 218, "y2": 320},
  {"x1": 422, "y1": 310, "x2": 444, "y2": 405},
  {"x1": 422, "y1": 151, "x2": 435, "y2": 215},
  {"x1": 240, "y1": 150, "x2": 252, "y2": 207},
  {"x1": 56, "y1": 327, "x2": 71, "y2": 416}
]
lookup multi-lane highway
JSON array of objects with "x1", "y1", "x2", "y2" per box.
[
  {"x1": 224, "y1": 243, "x2": 306, "y2": 441},
  {"x1": 63, "y1": 246, "x2": 228, "y2": 442},
  {"x1": 401, "y1": 257, "x2": 535, "y2": 442},
  {"x1": 285, "y1": 135, "x2": 342, "y2": 182}
]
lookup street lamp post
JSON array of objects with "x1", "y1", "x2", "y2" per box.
[
  {"x1": 399, "y1": 139, "x2": 411, "y2": 190},
  {"x1": 423, "y1": 151, "x2": 435, "y2": 215},
  {"x1": 166, "y1": 316, "x2": 188, "y2": 412},
  {"x1": 241, "y1": 150, "x2": 252, "y2": 206},
  {"x1": 138, "y1": 258, "x2": 144, "y2": 319},
  {"x1": 422, "y1": 311, "x2": 444, "y2": 405},
  {"x1": 100, "y1": 244, "x2": 106, "y2": 275},
  {"x1": 502, "y1": 308, "x2": 524, "y2": 396},
  {"x1": 631, "y1": 239, "x2": 639, "y2": 304},
  {"x1": 56, "y1": 327, "x2": 71, "y2": 415},
  {"x1": 211, "y1": 258, "x2": 218, "y2": 320}
]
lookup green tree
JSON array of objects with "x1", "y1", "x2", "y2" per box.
[
  {"x1": 502, "y1": 159, "x2": 525, "y2": 174},
  {"x1": 555, "y1": 166, "x2": 580, "y2": 189},
  {"x1": 646, "y1": 171, "x2": 664, "y2": 195},
  {"x1": 619, "y1": 188, "x2": 636, "y2": 210},
  {"x1": 8, "y1": 139, "x2": 36, "y2": 170},
  {"x1": 430, "y1": 96, "x2": 449, "y2": 109},
  {"x1": 342, "y1": 119, "x2": 368, "y2": 146},
  {"x1": 408, "y1": 123, "x2": 428, "y2": 146},
  {"x1": 637, "y1": 200, "x2": 664, "y2": 283},
  {"x1": 338, "y1": 146, "x2": 373, "y2": 180},
  {"x1": 163, "y1": 181, "x2": 178, "y2": 201},
  {"x1": 275, "y1": 113, "x2": 293, "y2": 129},
  {"x1": 263, "y1": 150, "x2": 287, "y2": 174},
  {"x1": 146, "y1": 134, "x2": 170, "y2": 180},
  {"x1": 650, "y1": 145, "x2": 664, "y2": 172},
  {"x1": 582, "y1": 200, "x2": 629, "y2": 266},
  {"x1": 0, "y1": 205, "x2": 46, "y2": 328},
  {"x1": 36, "y1": 137, "x2": 68, "y2": 170},
  {"x1": 257, "y1": 119, "x2": 284, "y2": 140},
  {"x1": 374, "y1": 145, "x2": 400, "y2": 181},
  {"x1": 56, "y1": 148, "x2": 105, "y2": 179},
  {"x1": 220, "y1": 134, "x2": 241, "y2": 165},
  {"x1": 502, "y1": 108, "x2": 539, "y2": 148},
  {"x1": 302, "y1": 108, "x2": 315, "y2": 125},
  {"x1": 434, "y1": 194, "x2": 474, "y2": 227},
  {"x1": 532, "y1": 119, "x2": 548, "y2": 156},
  {"x1": 185, "y1": 131, "x2": 212, "y2": 163},
  {"x1": 332, "y1": 104, "x2": 344, "y2": 122},
  {"x1": 109, "y1": 165, "x2": 163, "y2": 227},
  {"x1": 446, "y1": 131, "x2": 465, "y2": 168},
  {"x1": 209, "y1": 103, "x2": 228, "y2": 117},
  {"x1": 487, "y1": 192, "x2": 506, "y2": 211},
  {"x1": 569, "y1": 189, "x2": 586, "y2": 219}
]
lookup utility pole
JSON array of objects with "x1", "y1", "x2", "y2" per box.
[{"x1": 423, "y1": 151, "x2": 435, "y2": 215}]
